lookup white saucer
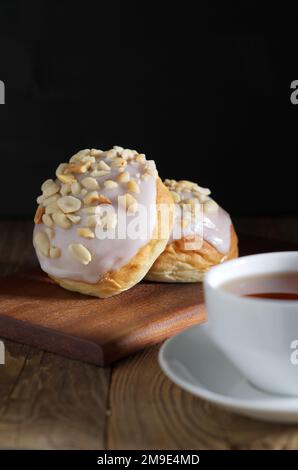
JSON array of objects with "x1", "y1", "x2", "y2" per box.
[{"x1": 159, "y1": 324, "x2": 298, "y2": 423}]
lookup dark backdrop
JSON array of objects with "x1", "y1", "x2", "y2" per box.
[{"x1": 0, "y1": 2, "x2": 297, "y2": 217}]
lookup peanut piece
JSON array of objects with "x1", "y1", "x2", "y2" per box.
[
  {"x1": 42, "y1": 194, "x2": 60, "y2": 207},
  {"x1": 69, "y1": 149, "x2": 90, "y2": 163},
  {"x1": 45, "y1": 202, "x2": 60, "y2": 214},
  {"x1": 105, "y1": 149, "x2": 118, "y2": 160},
  {"x1": 110, "y1": 157, "x2": 127, "y2": 168},
  {"x1": 135, "y1": 153, "x2": 146, "y2": 163},
  {"x1": 56, "y1": 163, "x2": 68, "y2": 177},
  {"x1": 83, "y1": 191, "x2": 100, "y2": 205},
  {"x1": 164, "y1": 179, "x2": 177, "y2": 189},
  {"x1": 193, "y1": 184, "x2": 211, "y2": 196},
  {"x1": 84, "y1": 192, "x2": 112, "y2": 205},
  {"x1": 68, "y1": 243, "x2": 92, "y2": 265},
  {"x1": 90, "y1": 170, "x2": 110, "y2": 177},
  {"x1": 86, "y1": 215, "x2": 100, "y2": 228},
  {"x1": 50, "y1": 246, "x2": 61, "y2": 259},
  {"x1": 127, "y1": 180, "x2": 140, "y2": 194},
  {"x1": 60, "y1": 183, "x2": 72, "y2": 196},
  {"x1": 97, "y1": 160, "x2": 110, "y2": 171},
  {"x1": 185, "y1": 198, "x2": 199, "y2": 206},
  {"x1": 67, "y1": 160, "x2": 91, "y2": 174},
  {"x1": 98, "y1": 194, "x2": 112, "y2": 204},
  {"x1": 144, "y1": 161, "x2": 157, "y2": 177},
  {"x1": 34, "y1": 232, "x2": 50, "y2": 257},
  {"x1": 170, "y1": 190, "x2": 181, "y2": 203},
  {"x1": 117, "y1": 171, "x2": 130, "y2": 183},
  {"x1": 77, "y1": 227, "x2": 95, "y2": 239},
  {"x1": 178, "y1": 180, "x2": 194, "y2": 190},
  {"x1": 45, "y1": 227, "x2": 55, "y2": 239},
  {"x1": 104, "y1": 212, "x2": 117, "y2": 230},
  {"x1": 127, "y1": 203, "x2": 138, "y2": 214},
  {"x1": 113, "y1": 145, "x2": 124, "y2": 153},
  {"x1": 43, "y1": 181, "x2": 60, "y2": 198},
  {"x1": 141, "y1": 172, "x2": 150, "y2": 181},
  {"x1": 86, "y1": 215, "x2": 99, "y2": 228},
  {"x1": 42, "y1": 213, "x2": 54, "y2": 227},
  {"x1": 90, "y1": 148, "x2": 103, "y2": 157},
  {"x1": 204, "y1": 199, "x2": 218, "y2": 214},
  {"x1": 121, "y1": 193, "x2": 138, "y2": 214},
  {"x1": 41, "y1": 179, "x2": 54, "y2": 192},
  {"x1": 71, "y1": 181, "x2": 81, "y2": 195},
  {"x1": 57, "y1": 173, "x2": 76, "y2": 184},
  {"x1": 104, "y1": 180, "x2": 118, "y2": 189},
  {"x1": 192, "y1": 191, "x2": 208, "y2": 202},
  {"x1": 66, "y1": 213, "x2": 81, "y2": 224},
  {"x1": 81, "y1": 155, "x2": 95, "y2": 164},
  {"x1": 57, "y1": 196, "x2": 81, "y2": 213},
  {"x1": 34, "y1": 205, "x2": 45, "y2": 224},
  {"x1": 81, "y1": 176, "x2": 99, "y2": 190},
  {"x1": 121, "y1": 149, "x2": 135, "y2": 160},
  {"x1": 52, "y1": 212, "x2": 72, "y2": 229}
]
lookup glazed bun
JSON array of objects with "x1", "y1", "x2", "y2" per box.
[
  {"x1": 33, "y1": 147, "x2": 174, "y2": 297},
  {"x1": 145, "y1": 179, "x2": 238, "y2": 282}
]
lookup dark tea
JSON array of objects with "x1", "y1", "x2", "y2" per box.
[{"x1": 221, "y1": 272, "x2": 298, "y2": 300}]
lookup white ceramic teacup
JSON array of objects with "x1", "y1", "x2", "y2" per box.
[{"x1": 204, "y1": 252, "x2": 298, "y2": 396}]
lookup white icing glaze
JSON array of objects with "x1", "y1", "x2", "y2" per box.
[
  {"x1": 167, "y1": 184, "x2": 231, "y2": 254},
  {"x1": 200, "y1": 207, "x2": 231, "y2": 254},
  {"x1": 33, "y1": 149, "x2": 157, "y2": 283}
]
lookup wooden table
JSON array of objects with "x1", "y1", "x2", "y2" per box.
[{"x1": 1, "y1": 217, "x2": 298, "y2": 450}]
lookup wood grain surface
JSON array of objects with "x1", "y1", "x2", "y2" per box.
[
  {"x1": 0, "y1": 269, "x2": 206, "y2": 366},
  {"x1": 1, "y1": 217, "x2": 298, "y2": 449}
]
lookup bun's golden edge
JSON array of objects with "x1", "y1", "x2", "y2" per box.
[
  {"x1": 145, "y1": 224, "x2": 239, "y2": 283},
  {"x1": 49, "y1": 178, "x2": 174, "y2": 297}
]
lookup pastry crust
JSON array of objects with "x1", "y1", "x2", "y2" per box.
[
  {"x1": 145, "y1": 224, "x2": 238, "y2": 283},
  {"x1": 50, "y1": 178, "x2": 174, "y2": 297}
]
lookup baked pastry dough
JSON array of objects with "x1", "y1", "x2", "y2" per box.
[
  {"x1": 145, "y1": 179, "x2": 238, "y2": 282},
  {"x1": 33, "y1": 147, "x2": 174, "y2": 297}
]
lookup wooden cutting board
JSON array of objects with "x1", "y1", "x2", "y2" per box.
[
  {"x1": 0, "y1": 234, "x2": 296, "y2": 366},
  {"x1": 0, "y1": 269, "x2": 206, "y2": 365}
]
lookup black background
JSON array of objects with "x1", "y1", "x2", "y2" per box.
[{"x1": 0, "y1": 2, "x2": 297, "y2": 217}]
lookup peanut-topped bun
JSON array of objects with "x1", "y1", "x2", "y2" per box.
[
  {"x1": 33, "y1": 147, "x2": 174, "y2": 298},
  {"x1": 145, "y1": 179, "x2": 238, "y2": 283}
]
